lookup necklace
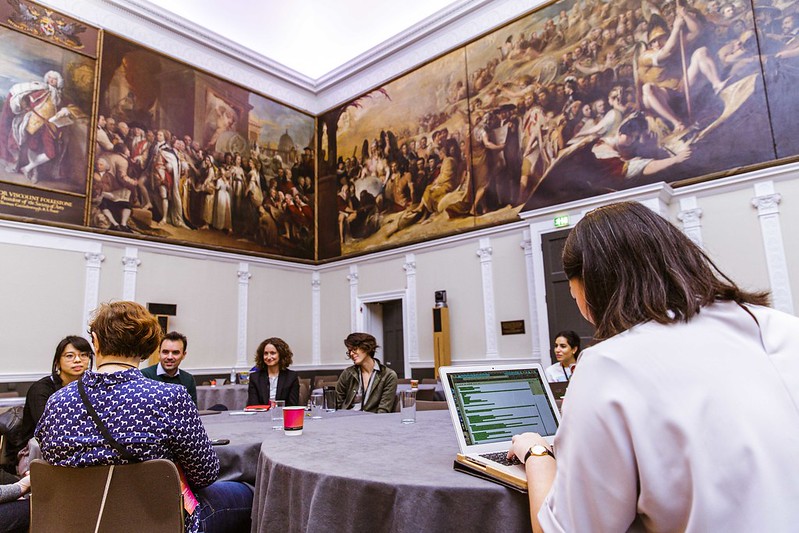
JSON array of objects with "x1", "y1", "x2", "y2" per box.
[{"x1": 97, "y1": 362, "x2": 138, "y2": 370}]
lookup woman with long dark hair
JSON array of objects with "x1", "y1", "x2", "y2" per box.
[{"x1": 509, "y1": 201, "x2": 799, "y2": 532}]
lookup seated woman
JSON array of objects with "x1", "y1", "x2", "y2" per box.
[
  {"x1": 543, "y1": 330, "x2": 580, "y2": 382},
  {"x1": 35, "y1": 301, "x2": 252, "y2": 533},
  {"x1": 0, "y1": 472, "x2": 30, "y2": 533},
  {"x1": 247, "y1": 337, "x2": 300, "y2": 406},
  {"x1": 508, "y1": 201, "x2": 799, "y2": 532},
  {"x1": 335, "y1": 332, "x2": 397, "y2": 413},
  {"x1": 6, "y1": 335, "x2": 93, "y2": 467}
]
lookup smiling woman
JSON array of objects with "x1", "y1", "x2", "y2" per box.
[{"x1": 247, "y1": 337, "x2": 300, "y2": 407}]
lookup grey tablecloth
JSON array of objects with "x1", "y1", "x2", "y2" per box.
[
  {"x1": 196, "y1": 384, "x2": 249, "y2": 410},
  {"x1": 251, "y1": 410, "x2": 531, "y2": 533},
  {"x1": 202, "y1": 408, "x2": 365, "y2": 484}
]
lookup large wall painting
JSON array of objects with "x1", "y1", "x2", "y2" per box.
[
  {"x1": 319, "y1": 0, "x2": 778, "y2": 260},
  {"x1": 318, "y1": 48, "x2": 503, "y2": 259},
  {"x1": 94, "y1": 33, "x2": 315, "y2": 260},
  {"x1": 0, "y1": 1, "x2": 98, "y2": 225}
]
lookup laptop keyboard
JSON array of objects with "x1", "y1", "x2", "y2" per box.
[{"x1": 480, "y1": 451, "x2": 522, "y2": 466}]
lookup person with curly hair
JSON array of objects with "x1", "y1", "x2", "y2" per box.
[{"x1": 247, "y1": 337, "x2": 300, "y2": 406}]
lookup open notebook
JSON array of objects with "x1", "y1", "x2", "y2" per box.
[{"x1": 439, "y1": 364, "x2": 561, "y2": 491}]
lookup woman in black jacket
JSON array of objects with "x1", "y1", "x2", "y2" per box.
[
  {"x1": 247, "y1": 337, "x2": 300, "y2": 407},
  {"x1": 7, "y1": 335, "x2": 93, "y2": 464}
]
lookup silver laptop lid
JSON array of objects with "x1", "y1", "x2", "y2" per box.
[{"x1": 440, "y1": 364, "x2": 561, "y2": 453}]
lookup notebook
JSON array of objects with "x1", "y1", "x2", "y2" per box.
[{"x1": 439, "y1": 363, "x2": 561, "y2": 491}]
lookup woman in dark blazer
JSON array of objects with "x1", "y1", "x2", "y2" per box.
[{"x1": 247, "y1": 337, "x2": 300, "y2": 406}]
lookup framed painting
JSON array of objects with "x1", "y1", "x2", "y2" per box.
[
  {"x1": 93, "y1": 33, "x2": 316, "y2": 260},
  {"x1": 0, "y1": 0, "x2": 99, "y2": 226}
]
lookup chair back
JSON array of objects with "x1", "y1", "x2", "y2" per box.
[
  {"x1": 417, "y1": 400, "x2": 448, "y2": 411},
  {"x1": 30, "y1": 458, "x2": 184, "y2": 533},
  {"x1": 299, "y1": 378, "x2": 311, "y2": 407},
  {"x1": 312, "y1": 374, "x2": 338, "y2": 390}
]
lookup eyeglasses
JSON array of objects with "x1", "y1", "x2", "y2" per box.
[{"x1": 62, "y1": 352, "x2": 90, "y2": 361}]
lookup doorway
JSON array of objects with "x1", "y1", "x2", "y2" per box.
[
  {"x1": 363, "y1": 299, "x2": 405, "y2": 378},
  {"x1": 541, "y1": 229, "x2": 594, "y2": 364}
]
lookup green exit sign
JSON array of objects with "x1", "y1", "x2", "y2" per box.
[{"x1": 554, "y1": 215, "x2": 570, "y2": 228}]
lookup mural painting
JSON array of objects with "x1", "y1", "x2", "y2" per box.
[
  {"x1": 319, "y1": 0, "x2": 777, "y2": 259},
  {"x1": 94, "y1": 33, "x2": 316, "y2": 260},
  {"x1": 318, "y1": 48, "x2": 497, "y2": 259},
  {"x1": 0, "y1": 1, "x2": 98, "y2": 225}
]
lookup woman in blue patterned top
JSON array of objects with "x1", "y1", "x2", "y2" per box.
[{"x1": 35, "y1": 301, "x2": 252, "y2": 533}]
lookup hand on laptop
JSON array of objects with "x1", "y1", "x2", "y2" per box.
[{"x1": 508, "y1": 432, "x2": 550, "y2": 464}]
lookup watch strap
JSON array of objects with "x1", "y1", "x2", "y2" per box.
[{"x1": 523, "y1": 445, "x2": 555, "y2": 463}]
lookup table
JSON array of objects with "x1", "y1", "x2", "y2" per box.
[
  {"x1": 0, "y1": 397, "x2": 25, "y2": 408},
  {"x1": 250, "y1": 410, "x2": 531, "y2": 532},
  {"x1": 196, "y1": 384, "x2": 249, "y2": 411},
  {"x1": 201, "y1": 408, "x2": 364, "y2": 484}
]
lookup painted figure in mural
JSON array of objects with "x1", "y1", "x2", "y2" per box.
[
  {"x1": 147, "y1": 129, "x2": 188, "y2": 228},
  {"x1": 637, "y1": 8, "x2": 726, "y2": 133},
  {"x1": 0, "y1": 70, "x2": 74, "y2": 183}
]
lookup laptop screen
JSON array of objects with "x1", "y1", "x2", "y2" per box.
[{"x1": 446, "y1": 367, "x2": 559, "y2": 445}]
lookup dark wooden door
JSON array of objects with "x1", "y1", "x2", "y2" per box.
[
  {"x1": 541, "y1": 229, "x2": 594, "y2": 364},
  {"x1": 381, "y1": 300, "x2": 405, "y2": 378}
]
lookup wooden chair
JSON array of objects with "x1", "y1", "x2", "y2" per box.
[
  {"x1": 30, "y1": 458, "x2": 183, "y2": 533},
  {"x1": 312, "y1": 374, "x2": 338, "y2": 390},
  {"x1": 299, "y1": 378, "x2": 311, "y2": 407},
  {"x1": 417, "y1": 400, "x2": 448, "y2": 411},
  {"x1": 415, "y1": 388, "x2": 436, "y2": 401}
]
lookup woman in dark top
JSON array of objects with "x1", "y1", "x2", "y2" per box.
[
  {"x1": 247, "y1": 337, "x2": 300, "y2": 407},
  {"x1": 7, "y1": 336, "x2": 93, "y2": 463}
]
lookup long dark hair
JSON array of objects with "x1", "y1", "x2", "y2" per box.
[{"x1": 562, "y1": 202, "x2": 769, "y2": 340}]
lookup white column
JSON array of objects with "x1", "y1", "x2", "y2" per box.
[
  {"x1": 752, "y1": 182, "x2": 794, "y2": 314},
  {"x1": 236, "y1": 262, "x2": 251, "y2": 369},
  {"x1": 347, "y1": 265, "x2": 359, "y2": 332},
  {"x1": 403, "y1": 253, "x2": 419, "y2": 363},
  {"x1": 521, "y1": 229, "x2": 542, "y2": 363},
  {"x1": 311, "y1": 271, "x2": 321, "y2": 365},
  {"x1": 677, "y1": 196, "x2": 704, "y2": 247},
  {"x1": 477, "y1": 237, "x2": 498, "y2": 358},
  {"x1": 83, "y1": 250, "x2": 105, "y2": 337},
  {"x1": 121, "y1": 247, "x2": 141, "y2": 301}
]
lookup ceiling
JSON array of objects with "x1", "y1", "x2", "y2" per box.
[{"x1": 145, "y1": 0, "x2": 463, "y2": 80}]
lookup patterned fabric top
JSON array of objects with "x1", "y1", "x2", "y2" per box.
[{"x1": 35, "y1": 368, "x2": 219, "y2": 533}]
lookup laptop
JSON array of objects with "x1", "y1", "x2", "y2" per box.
[{"x1": 439, "y1": 363, "x2": 561, "y2": 491}]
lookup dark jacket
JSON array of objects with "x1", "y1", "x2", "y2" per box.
[
  {"x1": 8, "y1": 373, "x2": 61, "y2": 458},
  {"x1": 247, "y1": 368, "x2": 300, "y2": 406},
  {"x1": 336, "y1": 359, "x2": 398, "y2": 413},
  {"x1": 140, "y1": 364, "x2": 198, "y2": 405}
]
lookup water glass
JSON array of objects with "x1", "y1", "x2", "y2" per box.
[
  {"x1": 310, "y1": 392, "x2": 324, "y2": 419},
  {"x1": 324, "y1": 389, "x2": 337, "y2": 412},
  {"x1": 271, "y1": 400, "x2": 285, "y2": 430},
  {"x1": 401, "y1": 389, "x2": 416, "y2": 424}
]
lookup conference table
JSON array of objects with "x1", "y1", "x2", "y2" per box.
[{"x1": 203, "y1": 409, "x2": 531, "y2": 532}]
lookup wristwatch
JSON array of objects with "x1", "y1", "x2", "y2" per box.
[{"x1": 523, "y1": 444, "x2": 555, "y2": 463}]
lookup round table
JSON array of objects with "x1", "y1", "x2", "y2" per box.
[{"x1": 251, "y1": 410, "x2": 531, "y2": 532}]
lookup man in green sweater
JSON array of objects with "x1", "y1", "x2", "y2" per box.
[{"x1": 141, "y1": 331, "x2": 198, "y2": 405}]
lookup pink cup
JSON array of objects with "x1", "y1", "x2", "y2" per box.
[{"x1": 283, "y1": 406, "x2": 305, "y2": 436}]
